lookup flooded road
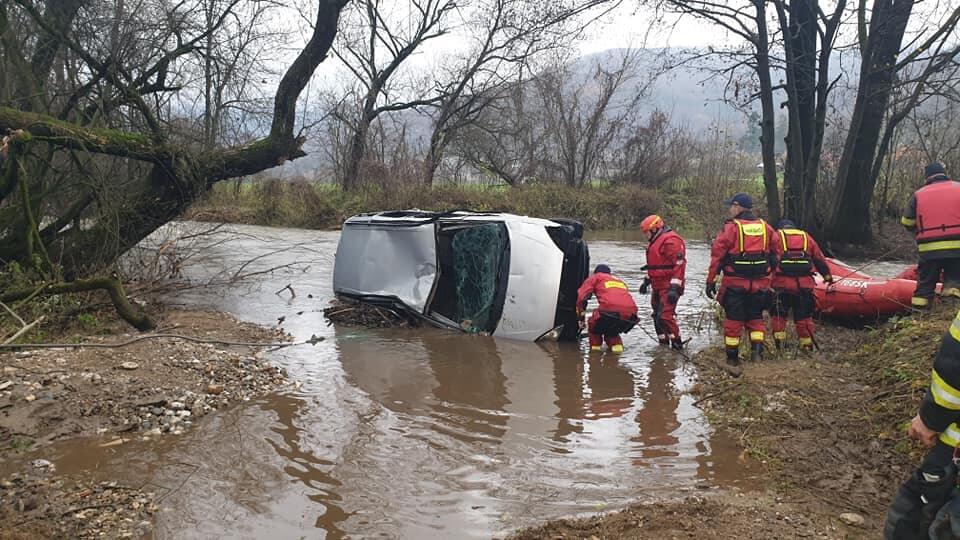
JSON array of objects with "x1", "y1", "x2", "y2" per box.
[{"x1": 58, "y1": 224, "x2": 759, "y2": 538}]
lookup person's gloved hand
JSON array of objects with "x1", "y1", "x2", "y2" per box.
[
  {"x1": 822, "y1": 274, "x2": 834, "y2": 284},
  {"x1": 639, "y1": 277, "x2": 651, "y2": 294},
  {"x1": 705, "y1": 281, "x2": 717, "y2": 299},
  {"x1": 667, "y1": 285, "x2": 680, "y2": 305}
]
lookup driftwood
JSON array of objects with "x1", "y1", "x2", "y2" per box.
[{"x1": 0, "y1": 276, "x2": 154, "y2": 331}]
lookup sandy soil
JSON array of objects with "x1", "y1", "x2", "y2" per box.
[{"x1": 0, "y1": 310, "x2": 290, "y2": 539}]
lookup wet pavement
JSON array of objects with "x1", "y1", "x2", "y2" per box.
[{"x1": 35, "y1": 223, "x2": 906, "y2": 538}]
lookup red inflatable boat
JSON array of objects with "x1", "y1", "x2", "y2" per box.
[{"x1": 813, "y1": 259, "x2": 938, "y2": 318}]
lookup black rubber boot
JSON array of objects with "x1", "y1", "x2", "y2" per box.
[
  {"x1": 658, "y1": 338, "x2": 670, "y2": 346},
  {"x1": 671, "y1": 337, "x2": 684, "y2": 351},
  {"x1": 725, "y1": 347, "x2": 740, "y2": 366},
  {"x1": 774, "y1": 338, "x2": 783, "y2": 351},
  {"x1": 750, "y1": 342, "x2": 764, "y2": 362}
]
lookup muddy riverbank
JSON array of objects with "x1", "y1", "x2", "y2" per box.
[{"x1": 0, "y1": 309, "x2": 289, "y2": 539}]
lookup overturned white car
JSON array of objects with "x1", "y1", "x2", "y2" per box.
[{"x1": 332, "y1": 210, "x2": 590, "y2": 341}]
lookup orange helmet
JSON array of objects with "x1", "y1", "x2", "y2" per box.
[{"x1": 640, "y1": 215, "x2": 664, "y2": 233}]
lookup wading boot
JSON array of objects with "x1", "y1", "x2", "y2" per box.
[
  {"x1": 774, "y1": 338, "x2": 784, "y2": 351},
  {"x1": 750, "y1": 342, "x2": 764, "y2": 362},
  {"x1": 725, "y1": 347, "x2": 740, "y2": 366},
  {"x1": 658, "y1": 337, "x2": 670, "y2": 346},
  {"x1": 670, "y1": 337, "x2": 684, "y2": 351}
]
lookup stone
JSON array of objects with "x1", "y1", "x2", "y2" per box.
[
  {"x1": 839, "y1": 513, "x2": 864, "y2": 527},
  {"x1": 176, "y1": 410, "x2": 191, "y2": 418},
  {"x1": 120, "y1": 362, "x2": 139, "y2": 370},
  {"x1": 32, "y1": 459, "x2": 53, "y2": 468},
  {"x1": 150, "y1": 407, "x2": 163, "y2": 416},
  {"x1": 206, "y1": 384, "x2": 224, "y2": 395},
  {"x1": 168, "y1": 401, "x2": 185, "y2": 410},
  {"x1": 24, "y1": 394, "x2": 35, "y2": 402},
  {"x1": 0, "y1": 381, "x2": 11, "y2": 391}
]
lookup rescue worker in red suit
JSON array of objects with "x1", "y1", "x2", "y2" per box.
[
  {"x1": 577, "y1": 265, "x2": 639, "y2": 353},
  {"x1": 771, "y1": 219, "x2": 833, "y2": 351},
  {"x1": 706, "y1": 193, "x2": 776, "y2": 367},
  {"x1": 638, "y1": 215, "x2": 687, "y2": 350},
  {"x1": 901, "y1": 162, "x2": 960, "y2": 308}
]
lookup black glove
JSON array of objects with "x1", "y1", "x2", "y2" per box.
[
  {"x1": 639, "y1": 278, "x2": 650, "y2": 294},
  {"x1": 667, "y1": 285, "x2": 680, "y2": 305},
  {"x1": 705, "y1": 281, "x2": 717, "y2": 299},
  {"x1": 639, "y1": 264, "x2": 649, "y2": 271}
]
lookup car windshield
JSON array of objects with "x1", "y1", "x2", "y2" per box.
[{"x1": 428, "y1": 222, "x2": 510, "y2": 333}]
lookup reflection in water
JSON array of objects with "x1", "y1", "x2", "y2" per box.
[{"x1": 633, "y1": 353, "x2": 681, "y2": 463}]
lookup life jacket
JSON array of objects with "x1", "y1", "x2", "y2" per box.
[
  {"x1": 915, "y1": 180, "x2": 960, "y2": 252},
  {"x1": 725, "y1": 219, "x2": 771, "y2": 278},
  {"x1": 645, "y1": 229, "x2": 684, "y2": 282},
  {"x1": 776, "y1": 228, "x2": 814, "y2": 277}
]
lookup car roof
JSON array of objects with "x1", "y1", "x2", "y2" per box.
[{"x1": 344, "y1": 210, "x2": 562, "y2": 228}]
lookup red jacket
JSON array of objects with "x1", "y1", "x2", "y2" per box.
[
  {"x1": 645, "y1": 228, "x2": 686, "y2": 292},
  {"x1": 577, "y1": 272, "x2": 638, "y2": 317},
  {"x1": 772, "y1": 227, "x2": 830, "y2": 290},
  {"x1": 707, "y1": 211, "x2": 775, "y2": 293}
]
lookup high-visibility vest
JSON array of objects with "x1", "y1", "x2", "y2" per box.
[
  {"x1": 725, "y1": 219, "x2": 771, "y2": 278},
  {"x1": 927, "y1": 310, "x2": 960, "y2": 448},
  {"x1": 776, "y1": 229, "x2": 814, "y2": 277},
  {"x1": 915, "y1": 180, "x2": 960, "y2": 253}
]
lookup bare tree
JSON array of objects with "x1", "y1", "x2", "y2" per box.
[
  {"x1": 422, "y1": 0, "x2": 615, "y2": 186},
  {"x1": 0, "y1": 0, "x2": 350, "y2": 274},
  {"x1": 453, "y1": 72, "x2": 547, "y2": 185},
  {"x1": 332, "y1": 0, "x2": 457, "y2": 190},
  {"x1": 827, "y1": 1, "x2": 960, "y2": 242},
  {"x1": 536, "y1": 50, "x2": 652, "y2": 187}
]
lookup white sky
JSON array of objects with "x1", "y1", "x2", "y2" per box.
[{"x1": 576, "y1": 4, "x2": 737, "y2": 55}]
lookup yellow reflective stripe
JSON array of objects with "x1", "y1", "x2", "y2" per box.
[
  {"x1": 944, "y1": 288, "x2": 960, "y2": 299},
  {"x1": 604, "y1": 280, "x2": 627, "y2": 290},
  {"x1": 918, "y1": 239, "x2": 960, "y2": 252},
  {"x1": 913, "y1": 296, "x2": 931, "y2": 307},
  {"x1": 749, "y1": 331, "x2": 764, "y2": 342},
  {"x1": 799, "y1": 337, "x2": 813, "y2": 345},
  {"x1": 901, "y1": 216, "x2": 917, "y2": 227},
  {"x1": 941, "y1": 423, "x2": 960, "y2": 447},
  {"x1": 931, "y1": 369, "x2": 960, "y2": 409},
  {"x1": 779, "y1": 230, "x2": 787, "y2": 252},
  {"x1": 724, "y1": 336, "x2": 740, "y2": 346},
  {"x1": 951, "y1": 311, "x2": 960, "y2": 342},
  {"x1": 773, "y1": 331, "x2": 787, "y2": 340},
  {"x1": 736, "y1": 221, "x2": 745, "y2": 252}
]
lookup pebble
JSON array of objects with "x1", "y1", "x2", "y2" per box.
[
  {"x1": 24, "y1": 394, "x2": 36, "y2": 402},
  {"x1": 206, "y1": 384, "x2": 224, "y2": 395},
  {"x1": 839, "y1": 512, "x2": 864, "y2": 526},
  {"x1": 0, "y1": 381, "x2": 11, "y2": 391},
  {"x1": 120, "y1": 362, "x2": 139, "y2": 370},
  {"x1": 150, "y1": 407, "x2": 163, "y2": 416},
  {"x1": 168, "y1": 401, "x2": 185, "y2": 410},
  {"x1": 32, "y1": 459, "x2": 53, "y2": 469}
]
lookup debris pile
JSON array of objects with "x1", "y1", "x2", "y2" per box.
[{"x1": 323, "y1": 301, "x2": 420, "y2": 328}]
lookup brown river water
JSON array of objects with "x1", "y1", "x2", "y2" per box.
[{"x1": 37, "y1": 224, "x2": 907, "y2": 538}]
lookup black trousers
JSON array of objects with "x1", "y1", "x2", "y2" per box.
[
  {"x1": 771, "y1": 289, "x2": 816, "y2": 321},
  {"x1": 915, "y1": 258, "x2": 960, "y2": 299}
]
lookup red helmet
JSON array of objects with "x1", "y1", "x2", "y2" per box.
[{"x1": 640, "y1": 214, "x2": 664, "y2": 233}]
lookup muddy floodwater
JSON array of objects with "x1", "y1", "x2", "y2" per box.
[{"x1": 50, "y1": 223, "x2": 896, "y2": 539}]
